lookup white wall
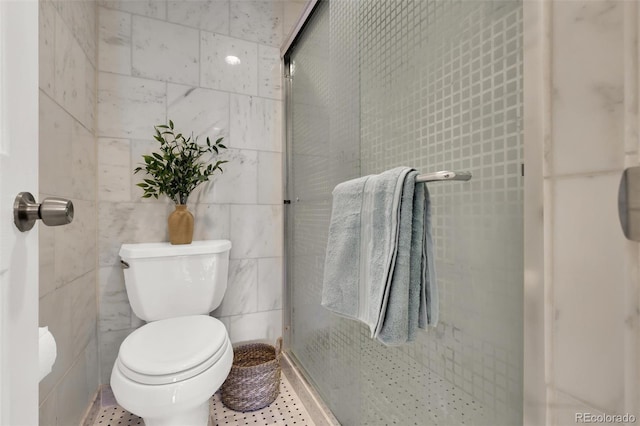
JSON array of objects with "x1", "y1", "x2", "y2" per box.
[{"x1": 96, "y1": 0, "x2": 306, "y2": 384}]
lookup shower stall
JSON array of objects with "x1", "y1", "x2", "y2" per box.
[{"x1": 283, "y1": 0, "x2": 523, "y2": 424}]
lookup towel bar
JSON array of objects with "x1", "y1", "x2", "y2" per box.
[{"x1": 415, "y1": 171, "x2": 472, "y2": 183}]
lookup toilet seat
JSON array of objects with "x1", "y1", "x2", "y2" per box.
[{"x1": 116, "y1": 315, "x2": 229, "y2": 385}]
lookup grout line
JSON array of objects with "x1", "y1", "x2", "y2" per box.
[{"x1": 97, "y1": 69, "x2": 282, "y2": 103}]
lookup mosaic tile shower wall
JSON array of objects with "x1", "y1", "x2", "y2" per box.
[{"x1": 287, "y1": 0, "x2": 523, "y2": 424}]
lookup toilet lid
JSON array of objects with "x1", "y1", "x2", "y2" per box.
[{"x1": 117, "y1": 315, "x2": 228, "y2": 384}]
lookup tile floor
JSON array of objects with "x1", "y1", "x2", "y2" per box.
[{"x1": 92, "y1": 375, "x2": 316, "y2": 426}]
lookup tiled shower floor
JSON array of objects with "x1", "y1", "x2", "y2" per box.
[{"x1": 92, "y1": 375, "x2": 315, "y2": 426}]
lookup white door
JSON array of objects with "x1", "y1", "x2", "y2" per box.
[{"x1": 0, "y1": 1, "x2": 39, "y2": 425}]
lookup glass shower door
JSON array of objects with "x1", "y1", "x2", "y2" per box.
[{"x1": 285, "y1": 1, "x2": 523, "y2": 424}]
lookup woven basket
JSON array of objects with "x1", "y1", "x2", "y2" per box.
[{"x1": 221, "y1": 337, "x2": 283, "y2": 412}]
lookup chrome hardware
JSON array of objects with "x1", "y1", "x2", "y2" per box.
[
  {"x1": 13, "y1": 192, "x2": 74, "y2": 232},
  {"x1": 619, "y1": 167, "x2": 640, "y2": 241},
  {"x1": 415, "y1": 170, "x2": 472, "y2": 183},
  {"x1": 120, "y1": 260, "x2": 130, "y2": 269}
]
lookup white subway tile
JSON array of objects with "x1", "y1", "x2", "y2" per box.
[
  {"x1": 39, "y1": 95, "x2": 73, "y2": 198},
  {"x1": 132, "y1": 16, "x2": 199, "y2": 85},
  {"x1": 551, "y1": 1, "x2": 624, "y2": 175},
  {"x1": 167, "y1": 0, "x2": 229, "y2": 34},
  {"x1": 54, "y1": 200, "x2": 96, "y2": 288},
  {"x1": 99, "y1": 7, "x2": 131, "y2": 75},
  {"x1": 98, "y1": 201, "x2": 173, "y2": 267},
  {"x1": 98, "y1": 266, "x2": 131, "y2": 333},
  {"x1": 230, "y1": 94, "x2": 282, "y2": 152},
  {"x1": 54, "y1": 12, "x2": 87, "y2": 127},
  {"x1": 70, "y1": 272, "x2": 98, "y2": 360},
  {"x1": 167, "y1": 84, "x2": 229, "y2": 141},
  {"x1": 100, "y1": 0, "x2": 167, "y2": 20},
  {"x1": 258, "y1": 257, "x2": 283, "y2": 311},
  {"x1": 99, "y1": 328, "x2": 132, "y2": 384},
  {"x1": 85, "y1": 60, "x2": 96, "y2": 132},
  {"x1": 258, "y1": 44, "x2": 281, "y2": 100},
  {"x1": 213, "y1": 259, "x2": 258, "y2": 316},
  {"x1": 230, "y1": 0, "x2": 283, "y2": 47},
  {"x1": 71, "y1": 120, "x2": 96, "y2": 200},
  {"x1": 258, "y1": 151, "x2": 282, "y2": 204},
  {"x1": 204, "y1": 148, "x2": 258, "y2": 204},
  {"x1": 55, "y1": 0, "x2": 97, "y2": 66},
  {"x1": 228, "y1": 309, "x2": 282, "y2": 344},
  {"x1": 98, "y1": 138, "x2": 132, "y2": 202},
  {"x1": 192, "y1": 204, "x2": 231, "y2": 241},
  {"x1": 553, "y1": 173, "x2": 626, "y2": 412},
  {"x1": 98, "y1": 73, "x2": 166, "y2": 139},
  {"x1": 230, "y1": 205, "x2": 283, "y2": 259},
  {"x1": 201, "y1": 32, "x2": 258, "y2": 96}
]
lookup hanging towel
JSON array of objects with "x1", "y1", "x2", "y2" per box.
[
  {"x1": 376, "y1": 170, "x2": 420, "y2": 344},
  {"x1": 321, "y1": 167, "x2": 410, "y2": 335},
  {"x1": 321, "y1": 167, "x2": 438, "y2": 344},
  {"x1": 422, "y1": 185, "x2": 438, "y2": 328},
  {"x1": 319, "y1": 175, "x2": 370, "y2": 320}
]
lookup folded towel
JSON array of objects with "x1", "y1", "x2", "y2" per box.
[
  {"x1": 423, "y1": 185, "x2": 438, "y2": 327},
  {"x1": 319, "y1": 175, "x2": 370, "y2": 321},
  {"x1": 360, "y1": 167, "x2": 413, "y2": 337},
  {"x1": 321, "y1": 166, "x2": 438, "y2": 344},
  {"x1": 376, "y1": 170, "x2": 420, "y2": 344},
  {"x1": 321, "y1": 167, "x2": 410, "y2": 334}
]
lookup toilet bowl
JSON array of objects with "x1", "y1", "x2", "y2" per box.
[
  {"x1": 112, "y1": 241, "x2": 233, "y2": 426},
  {"x1": 111, "y1": 316, "x2": 233, "y2": 426}
]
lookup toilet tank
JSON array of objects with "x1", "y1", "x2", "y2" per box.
[{"x1": 119, "y1": 240, "x2": 231, "y2": 322}]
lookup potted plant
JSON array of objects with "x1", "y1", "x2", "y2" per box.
[{"x1": 134, "y1": 120, "x2": 228, "y2": 245}]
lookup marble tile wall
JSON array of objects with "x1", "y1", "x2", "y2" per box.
[
  {"x1": 523, "y1": 0, "x2": 640, "y2": 422},
  {"x1": 38, "y1": 0, "x2": 99, "y2": 425},
  {"x1": 97, "y1": 0, "x2": 306, "y2": 384}
]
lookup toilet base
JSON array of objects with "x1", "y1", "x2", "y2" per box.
[
  {"x1": 111, "y1": 336, "x2": 233, "y2": 426},
  {"x1": 142, "y1": 400, "x2": 209, "y2": 426}
]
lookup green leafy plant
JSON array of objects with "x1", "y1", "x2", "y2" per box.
[{"x1": 134, "y1": 120, "x2": 228, "y2": 204}]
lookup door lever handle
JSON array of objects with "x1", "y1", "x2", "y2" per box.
[{"x1": 13, "y1": 192, "x2": 74, "y2": 232}]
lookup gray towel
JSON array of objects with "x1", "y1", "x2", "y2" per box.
[
  {"x1": 320, "y1": 175, "x2": 370, "y2": 320},
  {"x1": 321, "y1": 167, "x2": 438, "y2": 345},
  {"x1": 360, "y1": 167, "x2": 413, "y2": 337},
  {"x1": 423, "y1": 185, "x2": 438, "y2": 327},
  {"x1": 376, "y1": 170, "x2": 420, "y2": 344}
]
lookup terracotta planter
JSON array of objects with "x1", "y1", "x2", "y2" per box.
[{"x1": 168, "y1": 204, "x2": 194, "y2": 245}]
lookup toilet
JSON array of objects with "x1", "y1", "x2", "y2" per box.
[{"x1": 111, "y1": 240, "x2": 234, "y2": 426}]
